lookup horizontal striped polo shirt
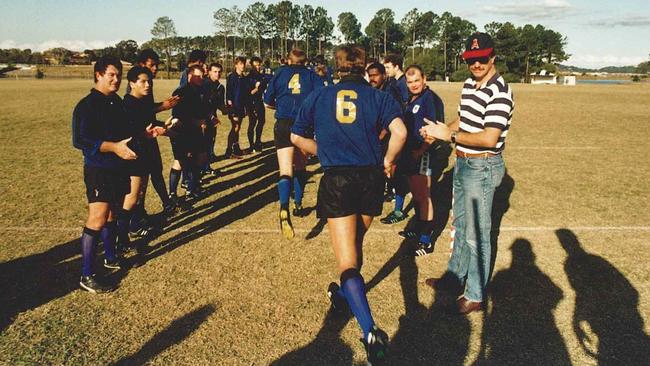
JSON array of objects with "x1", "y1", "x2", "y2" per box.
[{"x1": 457, "y1": 73, "x2": 514, "y2": 154}]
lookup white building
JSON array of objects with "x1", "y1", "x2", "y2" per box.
[{"x1": 530, "y1": 70, "x2": 557, "y2": 85}]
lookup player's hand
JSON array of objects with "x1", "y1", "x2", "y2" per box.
[
  {"x1": 152, "y1": 126, "x2": 167, "y2": 136},
  {"x1": 227, "y1": 100, "x2": 233, "y2": 106},
  {"x1": 420, "y1": 118, "x2": 449, "y2": 142},
  {"x1": 384, "y1": 158, "x2": 396, "y2": 178},
  {"x1": 144, "y1": 123, "x2": 157, "y2": 138},
  {"x1": 115, "y1": 137, "x2": 137, "y2": 160},
  {"x1": 162, "y1": 95, "x2": 180, "y2": 111}
]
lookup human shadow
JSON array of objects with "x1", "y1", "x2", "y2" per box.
[
  {"x1": 271, "y1": 240, "x2": 411, "y2": 365},
  {"x1": 489, "y1": 170, "x2": 514, "y2": 278},
  {"x1": 476, "y1": 238, "x2": 570, "y2": 365},
  {"x1": 0, "y1": 237, "x2": 132, "y2": 331},
  {"x1": 111, "y1": 303, "x2": 216, "y2": 366},
  {"x1": 557, "y1": 229, "x2": 650, "y2": 365},
  {"x1": 388, "y1": 243, "x2": 471, "y2": 365}
]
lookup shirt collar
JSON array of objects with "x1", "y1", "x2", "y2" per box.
[{"x1": 340, "y1": 74, "x2": 368, "y2": 85}]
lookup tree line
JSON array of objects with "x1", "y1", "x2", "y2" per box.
[{"x1": 5, "y1": 1, "x2": 646, "y2": 82}]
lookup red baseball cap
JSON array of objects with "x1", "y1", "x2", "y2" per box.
[{"x1": 462, "y1": 32, "x2": 494, "y2": 60}]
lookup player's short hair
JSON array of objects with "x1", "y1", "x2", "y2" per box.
[
  {"x1": 313, "y1": 54, "x2": 326, "y2": 65},
  {"x1": 335, "y1": 44, "x2": 366, "y2": 75},
  {"x1": 234, "y1": 56, "x2": 247, "y2": 65},
  {"x1": 208, "y1": 62, "x2": 223, "y2": 71},
  {"x1": 126, "y1": 65, "x2": 153, "y2": 83},
  {"x1": 366, "y1": 62, "x2": 386, "y2": 75},
  {"x1": 187, "y1": 64, "x2": 204, "y2": 77},
  {"x1": 93, "y1": 55, "x2": 122, "y2": 82},
  {"x1": 136, "y1": 49, "x2": 159, "y2": 64},
  {"x1": 288, "y1": 49, "x2": 306, "y2": 65},
  {"x1": 383, "y1": 54, "x2": 404, "y2": 70},
  {"x1": 404, "y1": 64, "x2": 425, "y2": 78},
  {"x1": 188, "y1": 49, "x2": 207, "y2": 64},
  {"x1": 250, "y1": 56, "x2": 262, "y2": 64}
]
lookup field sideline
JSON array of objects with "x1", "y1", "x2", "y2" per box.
[{"x1": 0, "y1": 79, "x2": 648, "y2": 365}]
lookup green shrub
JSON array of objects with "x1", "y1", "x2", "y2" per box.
[
  {"x1": 450, "y1": 69, "x2": 472, "y2": 82},
  {"x1": 35, "y1": 68, "x2": 45, "y2": 79}
]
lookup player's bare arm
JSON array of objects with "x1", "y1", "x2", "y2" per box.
[
  {"x1": 421, "y1": 118, "x2": 501, "y2": 147},
  {"x1": 290, "y1": 133, "x2": 317, "y2": 156},
  {"x1": 384, "y1": 117, "x2": 407, "y2": 177}
]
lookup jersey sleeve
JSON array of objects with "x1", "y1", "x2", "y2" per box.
[
  {"x1": 71, "y1": 100, "x2": 102, "y2": 155},
  {"x1": 379, "y1": 93, "x2": 403, "y2": 130},
  {"x1": 226, "y1": 74, "x2": 235, "y2": 103},
  {"x1": 292, "y1": 90, "x2": 317, "y2": 138},
  {"x1": 423, "y1": 92, "x2": 437, "y2": 122},
  {"x1": 263, "y1": 72, "x2": 278, "y2": 106}
]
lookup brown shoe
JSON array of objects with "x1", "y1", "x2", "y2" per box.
[
  {"x1": 455, "y1": 296, "x2": 483, "y2": 315},
  {"x1": 425, "y1": 275, "x2": 463, "y2": 296}
]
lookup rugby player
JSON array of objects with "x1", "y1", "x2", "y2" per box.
[
  {"x1": 127, "y1": 49, "x2": 178, "y2": 227},
  {"x1": 203, "y1": 62, "x2": 226, "y2": 169},
  {"x1": 398, "y1": 65, "x2": 444, "y2": 256},
  {"x1": 121, "y1": 66, "x2": 168, "y2": 249},
  {"x1": 383, "y1": 54, "x2": 409, "y2": 105},
  {"x1": 263, "y1": 48, "x2": 324, "y2": 239},
  {"x1": 225, "y1": 56, "x2": 250, "y2": 158},
  {"x1": 291, "y1": 45, "x2": 407, "y2": 364},
  {"x1": 179, "y1": 49, "x2": 207, "y2": 87},
  {"x1": 247, "y1": 56, "x2": 268, "y2": 153},
  {"x1": 168, "y1": 65, "x2": 209, "y2": 201},
  {"x1": 72, "y1": 56, "x2": 154, "y2": 293}
]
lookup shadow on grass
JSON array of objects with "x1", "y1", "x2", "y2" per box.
[
  {"x1": 557, "y1": 228, "x2": 650, "y2": 364},
  {"x1": 0, "y1": 238, "x2": 80, "y2": 331},
  {"x1": 476, "y1": 239, "x2": 570, "y2": 364},
  {"x1": 111, "y1": 303, "x2": 216, "y2": 366},
  {"x1": 0, "y1": 148, "x2": 277, "y2": 331},
  {"x1": 0, "y1": 234, "x2": 145, "y2": 331}
]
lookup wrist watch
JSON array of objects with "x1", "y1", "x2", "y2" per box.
[{"x1": 450, "y1": 131, "x2": 458, "y2": 144}]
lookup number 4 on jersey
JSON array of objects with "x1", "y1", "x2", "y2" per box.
[{"x1": 288, "y1": 74, "x2": 301, "y2": 94}]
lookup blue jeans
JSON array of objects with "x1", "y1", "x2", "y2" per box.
[{"x1": 448, "y1": 154, "x2": 505, "y2": 302}]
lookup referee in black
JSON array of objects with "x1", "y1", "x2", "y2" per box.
[{"x1": 72, "y1": 56, "x2": 149, "y2": 293}]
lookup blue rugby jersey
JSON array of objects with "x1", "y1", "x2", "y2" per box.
[
  {"x1": 226, "y1": 72, "x2": 251, "y2": 116},
  {"x1": 292, "y1": 75, "x2": 403, "y2": 168},
  {"x1": 263, "y1": 65, "x2": 324, "y2": 120},
  {"x1": 395, "y1": 75, "x2": 409, "y2": 103},
  {"x1": 404, "y1": 87, "x2": 442, "y2": 148},
  {"x1": 72, "y1": 89, "x2": 130, "y2": 169}
]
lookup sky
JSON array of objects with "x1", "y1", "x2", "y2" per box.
[{"x1": 1, "y1": 0, "x2": 648, "y2": 69}]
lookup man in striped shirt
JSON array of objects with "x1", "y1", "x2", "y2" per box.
[{"x1": 420, "y1": 32, "x2": 513, "y2": 314}]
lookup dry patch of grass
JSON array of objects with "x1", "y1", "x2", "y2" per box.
[{"x1": 0, "y1": 79, "x2": 649, "y2": 365}]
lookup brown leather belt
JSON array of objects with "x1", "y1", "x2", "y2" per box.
[{"x1": 456, "y1": 150, "x2": 499, "y2": 159}]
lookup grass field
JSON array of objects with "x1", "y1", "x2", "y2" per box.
[{"x1": 0, "y1": 78, "x2": 649, "y2": 365}]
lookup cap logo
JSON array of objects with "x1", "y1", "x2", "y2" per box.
[{"x1": 471, "y1": 39, "x2": 480, "y2": 50}]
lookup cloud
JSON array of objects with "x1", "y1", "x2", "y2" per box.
[
  {"x1": 568, "y1": 54, "x2": 647, "y2": 68},
  {"x1": 0, "y1": 39, "x2": 122, "y2": 52},
  {"x1": 587, "y1": 15, "x2": 650, "y2": 27},
  {"x1": 482, "y1": 0, "x2": 578, "y2": 20}
]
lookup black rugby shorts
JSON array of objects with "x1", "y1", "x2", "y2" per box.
[
  {"x1": 274, "y1": 118, "x2": 294, "y2": 149},
  {"x1": 84, "y1": 166, "x2": 130, "y2": 204},
  {"x1": 317, "y1": 166, "x2": 385, "y2": 218}
]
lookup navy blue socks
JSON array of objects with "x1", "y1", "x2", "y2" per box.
[
  {"x1": 341, "y1": 268, "x2": 375, "y2": 338},
  {"x1": 278, "y1": 175, "x2": 291, "y2": 210},
  {"x1": 169, "y1": 168, "x2": 181, "y2": 195},
  {"x1": 116, "y1": 209, "x2": 132, "y2": 248},
  {"x1": 100, "y1": 221, "x2": 117, "y2": 261},
  {"x1": 81, "y1": 227, "x2": 100, "y2": 277},
  {"x1": 293, "y1": 170, "x2": 307, "y2": 206}
]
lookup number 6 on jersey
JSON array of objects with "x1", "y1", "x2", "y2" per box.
[{"x1": 336, "y1": 90, "x2": 357, "y2": 124}]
